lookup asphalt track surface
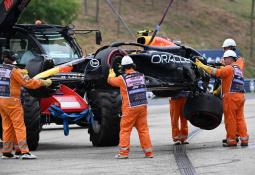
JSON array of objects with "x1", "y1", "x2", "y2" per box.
[{"x1": 0, "y1": 94, "x2": 255, "y2": 175}]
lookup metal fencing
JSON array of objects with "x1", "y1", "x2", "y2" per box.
[{"x1": 244, "y1": 79, "x2": 255, "y2": 93}]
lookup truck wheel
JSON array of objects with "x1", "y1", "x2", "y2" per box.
[
  {"x1": 88, "y1": 89, "x2": 121, "y2": 146},
  {"x1": 22, "y1": 90, "x2": 41, "y2": 150},
  {"x1": 183, "y1": 93, "x2": 223, "y2": 130}
]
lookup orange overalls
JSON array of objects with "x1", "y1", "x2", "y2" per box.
[
  {"x1": 170, "y1": 95, "x2": 188, "y2": 143},
  {"x1": 0, "y1": 64, "x2": 43, "y2": 154},
  {"x1": 215, "y1": 63, "x2": 248, "y2": 145},
  {"x1": 108, "y1": 68, "x2": 153, "y2": 157},
  {"x1": 232, "y1": 56, "x2": 245, "y2": 139},
  {"x1": 236, "y1": 56, "x2": 244, "y2": 73}
]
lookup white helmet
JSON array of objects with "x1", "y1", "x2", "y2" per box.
[
  {"x1": 222, "y1": 38, "x2": 236, "y2": 48},
  {"x1": 223, "y1": 50, "x2": 237, "y2": 59},
  {"x1": 121, "y1": 55, "x2": 134, "y2": 65}
]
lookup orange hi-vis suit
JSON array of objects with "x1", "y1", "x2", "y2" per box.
[
  {"x1": 108, "y1": 68, "x2": 153, "y2": 157},
  {"x1": 218, "y1": 56, "x2": 245, "y2": 137},
  {"x1": 214, "y1": 63, "x2": 248, "y2": 145},
  {"x1": 0, "y1": 64, "x2": 43, "y2": 154},
  {"x1": 170, "y1": 93, "x2": 188, "y2": 142},
  {"x1": 231, "y1": 56, "x2": 245, "y2": 140},
  {"x1": 236, "y1": 56, "x2": 245, "y2": 73}
]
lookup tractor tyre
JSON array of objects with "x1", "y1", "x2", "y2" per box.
[
  {"x1": 22, "y1": 90, "x2": 41, "y2": 151},
  {"x1": 88, "y1": 89, "x2": 121, "y2": 146},
  {"x1": 183, "y1": 93, "x2": 223, "y2": 130}
]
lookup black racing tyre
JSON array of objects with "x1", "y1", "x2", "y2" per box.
[
  {"x1": 88, "y1": 89, "x2": 121, "y2": 146},
  {"x1": 22, "y1": 89, "x2": 42, "y2": 151},
  {"x1": 183, "y1": 93, "x2": 223, "y2": 130},
  {"x1": 87, "y1": 47, "x2": 125, "y2": 89}
]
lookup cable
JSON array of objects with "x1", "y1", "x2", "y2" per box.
[
  {"x1": 148, "y1": 0, "x2": 175, "y2": 45},
  {"x1": 105, "y1": 0, "x2": 136, "y2": 40}
]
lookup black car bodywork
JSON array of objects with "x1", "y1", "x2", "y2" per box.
[{"x1": 84, "y1": 42, "x2": 223, "y2": 131}]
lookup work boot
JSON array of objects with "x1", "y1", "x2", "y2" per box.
[
  {"x1": 174, "y1": 140, "x2": 181, "y2": 145},
  {"x1": 144, "y1": 152, "x2": 154, "y2": 158},
  {"x1": 114, "y1": 154, "x2": 128, "y2": 159},
  {"x1": 180, "y1": 138, "x2": 189, "y2": 144},
  {"x1": 14, "y1": 151, "x2": 21, "y2": 159},
  {"x1": 240, "y1": 142, "x2": 248, "y2": 147},
  {"x1": 222, "y1": 137, "x2": 239, "y2": 143},
  {"x1": 181, "y1": 141, "x2": 189, "y2": 144},
  {"x1": 222, "y1": 143, "x2": 237, "y2": 147},
  {"x1": 1, "y1": 152, "x2": 14, "y2": 159},
  {"x1": 20, "y1": 152, "x2": 37, "y2": 159}
]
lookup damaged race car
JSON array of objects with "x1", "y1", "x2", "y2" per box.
[{"x1": 88, "y1": 34, "x2": 223, "y2": 131}]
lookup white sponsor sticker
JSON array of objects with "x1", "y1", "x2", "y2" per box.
[
  {"x1": 0, "y1": 69, "x2": 11, "y2": 78},
  {"x1": 60, "y1": 102, "x2": 81, "y2": 108}
]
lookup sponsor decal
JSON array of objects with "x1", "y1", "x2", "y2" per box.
[
  {"x1": 89, "y1": 59, "x2": 100, "y2": 68},
  {"x1": 151, "y1": 53, "x2": 191, "y2": 64},
  {"x1": 123, "y1": 72, "x2": 147, "y2": 107}
]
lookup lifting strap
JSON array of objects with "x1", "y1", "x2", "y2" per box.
[
  {"x1": 48, "y1": 105, "x2": 93, "y2": 136},
  {"x1": 148, "y1": 0, "x2": 175, "y2": 45}
]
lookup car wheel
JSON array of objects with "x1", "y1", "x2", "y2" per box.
[{"x1": 183, "y1": 93, "x2": 223, "y2": 130}]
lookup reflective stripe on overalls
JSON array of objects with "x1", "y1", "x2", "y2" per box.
[
  {"x1": 118, "y1": 147, "x2": 129, "y2": 156},
  {"x1": 240, "y1": 136, "x2": 249, "y2": 143},
  {"x1": 143, "y1": 147, "x2": 153, "y2": 153},
  {"x1": 18, "y1": 140, "x2": 29, "y2": 152},
  {"x1": 2, "y1": 141, "x2": 13, "y2": 152}
]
